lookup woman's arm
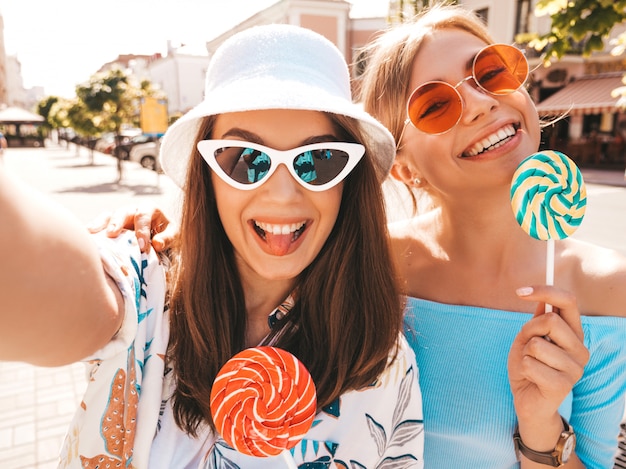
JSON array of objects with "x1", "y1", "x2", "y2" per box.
[{"x1": 0, "y1": 167, "x2": 123, "y2": 366}]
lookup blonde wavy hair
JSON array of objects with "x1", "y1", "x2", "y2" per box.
[{"x1": 359, "y1": 4, "x2": 494, "y2": 146}]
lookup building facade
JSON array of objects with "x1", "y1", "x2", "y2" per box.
[
  {"x1": 0, "y1": 13, "x2": 7, "y2": 106},
  {"x1": 2, "y1": 1, "x2": 623, "y2": 166},
  {"x1": 0, "y1": 9, "x2": 45, "y2": 112},
  {"x1": 147, "y1": 48, "x2": 210, "y2": 116},
  {"x1": 455, "y1": 0, "x2": 625, "y2": 167},
  {"x1": 205, "y1": 0, "x2": 624, "y2": 168}
]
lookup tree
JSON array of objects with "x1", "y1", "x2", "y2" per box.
[
  {"x1": 518, "y1": 0, "x2": 626, "y2": 107},
  {"x1": 47, "y1": 98, "x2": 73, "y2": 146},
  {"x1": 36, "y1": 64, "x2": 166, "y2": 178},
  {"x1": 76, "y1": 67, "x2": 142, "y2": 181},
  {"x1": 36, "y1": 96, "x2": 59, "y2": 132},
  {"x1": 522, "y1": 0, "x2": 626, "y2": 60},
  {"x1": 39, "y1": 96, "x2": 74, "y2": 147},
  {"x1": 76, "y1": 67, "x2": 138, "y2": 137},
  {"x1": 66, "y1": 99, "x2": 100, "y2": 164}
]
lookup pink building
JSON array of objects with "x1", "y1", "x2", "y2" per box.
[{"x1": 204, "y1": 0, "x2": 388, "y2": 96}]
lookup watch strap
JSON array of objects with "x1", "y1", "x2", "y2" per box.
[{"x1": 513, "y1": 416, "x2": 574, "y2": 467}]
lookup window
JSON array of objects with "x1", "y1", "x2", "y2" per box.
[
  {"x1": 515, "y1": 0, "x2": 532, "y2": 35},
  {"x1": 475, "y1": 8, "x2": 489, "y2": 25},
  {"x1": 353, "y1": 48, "x2": 369, "y2": 79}
]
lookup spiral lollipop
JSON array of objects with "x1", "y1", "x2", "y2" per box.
[
  {"x1": 510, "y1": 150, "x2": 587, "y2": 311},
  {"x1": 510, "y1": 150, "x2": 586, "y2": 241},
  {"x1": 210, "y1": 346, "x2": 317, "y2": 460}
]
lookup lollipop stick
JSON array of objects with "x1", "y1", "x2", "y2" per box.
[
  {"x1": 545, "y1": 239, "x2": 554, "y2": 314},
  {"x1": 283, "y1": 450, "x2": 298, "y2": 469}
]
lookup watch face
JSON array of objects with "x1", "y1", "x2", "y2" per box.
[{"x1": 561, "y1": 434, "x2": 576, "y2": 463}]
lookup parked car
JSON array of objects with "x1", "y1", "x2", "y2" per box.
[
  {"x1": 113, "y1": 133, "x2": 160, "y2": 160},
  {"x1": 129, "y1": 139, "x2": 161, "y2": 171},
  {"x1": 94, "y1": 133, "x2": 116, "y2": 154}
]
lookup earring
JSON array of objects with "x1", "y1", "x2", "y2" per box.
[{"x1": 413, "y1": 178, "x2": 421, "y2": 185}]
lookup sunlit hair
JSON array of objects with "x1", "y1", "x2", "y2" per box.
[
  {"x1": 358, "y1": 4, "x2": 495, "y2": 212},
  {"x1": 167, "y1": 112, "x2": 403, "y2": 435},
  {"x1": 360, "y1": 4, "x2": 493, "y2": 147}
]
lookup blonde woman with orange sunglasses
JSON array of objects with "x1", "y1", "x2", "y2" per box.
[{"x1": 360, "y1": 4, "x2": 626, "y2": 468}]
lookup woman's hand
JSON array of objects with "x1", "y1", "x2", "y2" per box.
[
  {"x1": 87, "y1": 205, "x2": 178, "y2": 253},
  {"x1": 508, "y1": 285, "x2": 589, "y2": 466}
]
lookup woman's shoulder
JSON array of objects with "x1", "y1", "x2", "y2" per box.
[
  {"x1": 388, "y1": 212, "x2": 440, "y2": 265},
  {"x1": 561, "y1": 238, "x2": 626, "y2": 317}
]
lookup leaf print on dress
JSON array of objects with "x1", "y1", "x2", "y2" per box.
[
  {"x1": 205, "y1": 440, "x2": 336, "y2": 469},
  {"x1": 342, "y1": 366, "x2": 423, "y2": 469},
  {"x1": 204, "y1": 440, "x2": 241, "y2": 469},
  {"x1": 298, "y1": 456, "x2": 333, "y2": 468},
  {"x1": 79, "y1": 360, "x2": 139, "y2": 468}
]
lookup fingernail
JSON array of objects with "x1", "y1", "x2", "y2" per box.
[
  {"x1": 106, "y1": 224, "x2": 118, "y2": 233},
  {"x1": 516, "y1": 287, "x2": 534, "y2": 296},
  {"x1": 138, "y1": 238, "x2": 145, "y2": 251}
]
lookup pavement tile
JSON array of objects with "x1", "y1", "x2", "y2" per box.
[
  {"x1": 0, "y1": 428, "x2": 13, "y2": 449},
  {"x1": 35, "y1": 436, "x2": 63, "y2": 464},
  {"x1": 1, "y1": 445, "x2": 37, "y2": 468},
  {"x1": 13, "y1": 423, "x2": 36, "y2": 445}
]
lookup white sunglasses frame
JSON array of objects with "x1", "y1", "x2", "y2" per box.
[{"x1": 197, "y1": 139, "x2": 365, "y2": 192}]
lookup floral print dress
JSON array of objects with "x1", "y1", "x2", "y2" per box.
[{"x1": 57, "y1": 232, "x2": 424, "y2": 468}]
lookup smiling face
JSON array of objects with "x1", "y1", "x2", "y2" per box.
[
  {"x1": 395, "y1": 29, "x2": 541, "y2": 197},
  {"x1": 210, "y1": 109, "x2": 345, "y2": 284}
]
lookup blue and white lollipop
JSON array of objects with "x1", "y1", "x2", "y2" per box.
[{"x1": 511, "y1": 150, "x2": 587, "y2": 311}]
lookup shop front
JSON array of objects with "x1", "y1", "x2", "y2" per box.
[
  {"x1": 0, "y1": 106, "x2": 46, "y2": 148},
  {"x1": 535, "y1": 73, "x2": 625, "y2": 169}
]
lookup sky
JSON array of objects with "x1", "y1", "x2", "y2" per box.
[{"x1": 0, "y1": 0, "x2": 387, "y2": 99}]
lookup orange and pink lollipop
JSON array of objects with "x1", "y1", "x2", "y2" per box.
[
  {"x1": 210, "y1": 346, "x2": 317, "y2": 463},
  {"x1": 510, "y1": 150, "x2": 587, "y2": 311}
]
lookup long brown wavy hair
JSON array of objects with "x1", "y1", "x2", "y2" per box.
[{"x1": 167, "y1": 112, "x2": 403, "y2": 435}]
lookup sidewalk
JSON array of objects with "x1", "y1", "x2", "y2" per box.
[
  {"x1": 581, "y1": 167, "x2": 626, "y2": 187},
  {"x1": 0, "y1": 362, "x2": 86, "y2": 468},
  {"x1": 0, "y1": 145, "x2": 624, "y2": 468}
]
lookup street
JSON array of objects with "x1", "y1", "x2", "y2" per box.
[
  {"x1": 1, "y1": 142, "x2": 182, "y2": 224},
  {"x1": 573, "y1": 171, "x2": 626, "y2": 256},
  {"x1": 384, "y1": 167, "x2": 626, "y2": 256},
  {"x1": 0, "y1": 143, "x2": 624, "y2": 468}
]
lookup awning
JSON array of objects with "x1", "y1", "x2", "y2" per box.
[
  {"x1": 535, "y1": 74, "x2": 625, "y2": 116},
  {"x1": 0, "y1": 106, "x2": 45, "y2": 124}
]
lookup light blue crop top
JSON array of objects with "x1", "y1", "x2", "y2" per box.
[{"x1": 404, "y1": 296, "x2": 626, "y2": 469}]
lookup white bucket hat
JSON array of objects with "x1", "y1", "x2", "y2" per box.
[{"x1": 159, "y1": 23, "x2": 396, "y2": 187}]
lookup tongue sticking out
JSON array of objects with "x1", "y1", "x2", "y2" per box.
[{"x1": 264, "y1": 233, "x2": 294, "y2": 256}]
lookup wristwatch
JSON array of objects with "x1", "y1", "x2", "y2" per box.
[{"x1": 513, "y1": 416, "x2": 576, "y2": 466}]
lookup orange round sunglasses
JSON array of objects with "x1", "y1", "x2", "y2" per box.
[{"x1": 403, "y1": 43, "x2": 529, "y2": 137}]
